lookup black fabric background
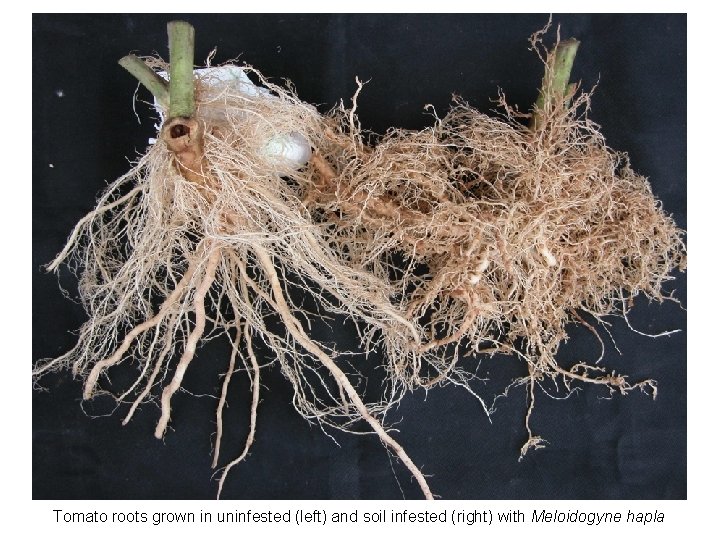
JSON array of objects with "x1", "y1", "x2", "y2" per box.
[{"x1": 32, "y1": 14, "x2": 687, "y2": 500}]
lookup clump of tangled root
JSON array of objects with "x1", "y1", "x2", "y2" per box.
[
  {"x1": 306, "y1": 38, "x2": 686, "y2": 454},
  {"x1": 34, "y1": 24, "x2": 685, "y2": 499}
]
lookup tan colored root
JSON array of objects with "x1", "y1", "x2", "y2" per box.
[
  {"x1": 121, "y1": 309, "x2": 183, "y2": 425},
  {"x1": 83, "y1": 258, "x2": 199, "y2": 400},
  {"x1": 122, "y1": 330, "x2": 173, "y2": 424},
  {"x1": 552, "y1": 361, "x2": 657, "y2": 397},
  {"x1": 216, "y1": 321, "x2": 260, "y2": 498},
  {"x1": 155, "y1": 247, "x2": 220, "y2": 439},
  {"x1": 254, "y1": 246, "x2": 433, "y2": 500},
  {"x1": 214, "y1": 254, "x2": 263, "y2": 494},
  {"x1": 519, "y1": 371, "x2": 546, "y2": 460},
  {"x1": 46, "y1": 186, "x2": 143, "y2": 273},
  {"x1": 212, "y1": 321, "x2": 241, "y2": 469},
  {"x1": 417, "y1": 310, "x2": 478, "y2": 354}
]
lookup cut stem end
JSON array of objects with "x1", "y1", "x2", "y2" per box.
[
  {"x1": 167, "y1": 20, "x2": 196, "y2": 119},
  {"x1": 118, "y1": 54, "x2": 169, "y2": 107}
]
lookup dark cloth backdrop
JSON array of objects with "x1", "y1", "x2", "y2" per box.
[{"x1": 32, "y1": 14, "x2": 686, "y2": 500}]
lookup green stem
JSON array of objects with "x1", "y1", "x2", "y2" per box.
[
  {"x1": 167, "y1": 20, "x2": 196, "y2": 119},
  {"x1": 531, "y1": 38, "x2": 580, "y2": 130},
  {"x1": 118, "y1": 54, "x2": 169, "y2": 107}
]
